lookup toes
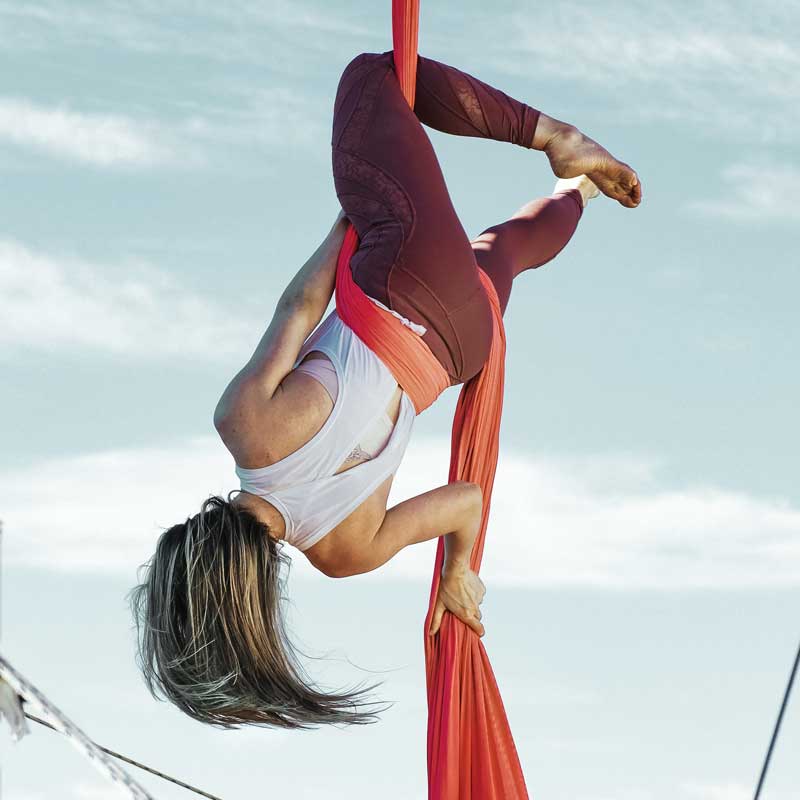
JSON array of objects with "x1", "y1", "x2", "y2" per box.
[
  {"x1": 624, "y1": 190, "x2": 640, "y2": 208},
  {"x1": 589, "y1": 172, "x2": 642, "y2": 207},
  {"x1": 616, "y1": 163, "x2": 638, "y2": 188},
  {"x1": 621, "y1": 169, "x2": 642, "y2": 205}
]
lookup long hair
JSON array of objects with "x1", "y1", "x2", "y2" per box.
[{"x1": 128, "y1": 494, "x2": 391, "y2": 729}]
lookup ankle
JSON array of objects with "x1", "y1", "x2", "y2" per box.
[{"x1": 532, "y1": 115, "x2": 576, "y2": 152}]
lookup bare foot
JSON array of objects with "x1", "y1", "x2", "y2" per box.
[{"x1": 543, "y1": 124, "x2": 642, "y2": 208}]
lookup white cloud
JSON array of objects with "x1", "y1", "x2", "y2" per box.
[
  {"x1": 3, "y1": 0, "x2": 798, "y2": 147},
  {"x1": 501, "y1": 19, "x2": 799, "y2": 96},
  {"x1": 681, "y1": 782, "x2": 751, "y2": 800},
  {"x1": 480, "y1": 1, "x2": 800, "y2": 142},
  {"x1": 0, "y1": 98, "x2": 177, "y2": 167},
  {"x1": 0, "y1": 90, "x2": 324, "y2": 169},
  {"x1": 0, "y1": 793, "x2": 48, "y2": 800},
  {"x1": 3, "y1": 435, "x2": 799, "y2": 589},
  {"x1": 179, "y1": 85, "x2": 326, "y2": 152},
  {"x1": 0, "y1": 0, "x2": 375, "y2": 62},
  {"x1": 70, "y1": 781, "x2": 136, "y2": 800},
  {"x1": 688, "y1": 161, "x2": 800, "y2": 221},
  {"x1": 0, "y1": 239, "x2": 258, "y2": 361},
  {"x1": 0, "y1": 0, "x2": 343, "y2": 169}
]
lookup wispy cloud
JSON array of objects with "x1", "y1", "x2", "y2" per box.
[
  {"x1": 681, "y1": 782, "x2": 750, "y2": 800},
  {"x1": 479, "y1": 0, "x2": 800, "y2": 142},
  {"x1": 4, "y1": 435, "x2": 799, "y2": 589},
  {"x1": 0, "y1": 88, "x2": 324, "y2": 169},
  {"x1": 688, "y1": 161, "x2": 800, "y2": 221},
  {"x1": 0, "y1": 239, "x2": 257, "y2": 361},
  {"x1": 70, "y1": 782, "x2": 133, "y2": 800},
  {"x1": 0, "y1": 0, "x2": 376, "y2": 63},
  {"x1": 179, "y1": 85, "x2": 326, "y2": 153},
  {"x1": 0, "y1": 98, "x2": 177, "y2": 167},
  {"x1": 3, "y1": 0, "x2": 798, "y2": 147}
]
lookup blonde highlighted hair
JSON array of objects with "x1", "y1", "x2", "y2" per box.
[{"x1": 128, "y1": 495, "x2": 390, "y2": 729}]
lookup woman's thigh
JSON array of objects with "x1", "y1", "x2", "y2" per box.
[{"x1": 331, "y1": 52, "x2": 493, "y2": 383}]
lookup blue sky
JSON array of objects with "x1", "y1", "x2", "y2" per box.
[{"x1": 1, "y1": 1, "x2": 798, "y2": 798}]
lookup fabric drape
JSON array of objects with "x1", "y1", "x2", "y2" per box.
[{"x1": 334, "y1": 3, "x2": 530, "y2": 796}]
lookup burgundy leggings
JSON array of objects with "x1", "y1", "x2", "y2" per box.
[{"x1": 332, "y1": 51, "x2": 583, "y2": 384}]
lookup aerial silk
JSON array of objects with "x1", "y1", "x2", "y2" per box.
[{"x1": 333, "y1": 4, "x2": 530, "y2": 797}]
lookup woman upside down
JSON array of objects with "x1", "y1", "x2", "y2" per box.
[{"x1": 130, "y1": 51, "x2": 641, "y2": 730}]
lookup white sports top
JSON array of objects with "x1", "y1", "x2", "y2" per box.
[
  {"x1": 235, "y1": 305, "x2": 419, "y2": 552},
  {"x1": 293, "y1": 357, "x2": 396, "y2": 461}
]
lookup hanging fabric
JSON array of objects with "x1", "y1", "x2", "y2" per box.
[{"x1": 333, "y1": 4, "x2": 530, "y2": 795}]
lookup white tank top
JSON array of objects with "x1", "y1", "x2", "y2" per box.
[
  {"x1": 235, "y1": 309, "x2": 417, "y2": 552},
  {"x1": 293, "y1": 357, "x2": 395, "y2": 461}
]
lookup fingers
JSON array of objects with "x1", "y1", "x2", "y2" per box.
[
  {"x1": 430, "y1": 570, "x2": 488, "y2": 638},
  {"x1": 455, "y1": 605, "x2": 484, "y2": 636},
  {"x1": 467, "y1": 619, "x2": 486, "y2": 637},
  {"x1": 453, "y1": 601, "x2": 485, "y2": 637},
  {"x1": 428, "y1": 599, "x2": 445, "y2": 636},
  {"x1": 429, "y1": 609, "x2": 486, "y2": 638}
]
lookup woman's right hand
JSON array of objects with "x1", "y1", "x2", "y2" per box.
[{"x1": 428, "y1": 561, "x2": 487, "y2": 638}]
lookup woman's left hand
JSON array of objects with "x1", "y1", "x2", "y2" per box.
[{"x1": 428, "y1": 562, "x2": 486, "y2": 638}]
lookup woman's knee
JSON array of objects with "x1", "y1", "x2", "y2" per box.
[
  {"x1": 334, "y1": 52, "x2": 394, "y2": 133},
  {"x1": 339, "y1": 51, "x2": 391, "y2": 82}
]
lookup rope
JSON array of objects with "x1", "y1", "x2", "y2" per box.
[
  {"x1": 0, "y1": 653, "x2": 223, "y2": 800},
  {"x1": 0, "y1": 653, "x2": 154, "y2": 800},
  {"x1": 24, "y1": 712, "x2": 224, "y2": 800},
  {"x1": 753, "y1": 637, "x2": 800, "y2": 800}
]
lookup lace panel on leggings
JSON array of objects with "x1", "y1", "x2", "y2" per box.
[
  {"x1": 335, "y1": 58, "x2": 392, "y2": 154},
  {"x1": 333, "y1": 148, "x2": 415, "y2": 242}
]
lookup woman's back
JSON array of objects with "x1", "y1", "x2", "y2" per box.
[
  {"x1": 225, "y1": 310, "x2": 415, "y2": 560},
  {"x1": 240, "y1": 353, "x2": 404, "y2": 567}
]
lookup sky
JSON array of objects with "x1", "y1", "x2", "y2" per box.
[{"x1": 0, "y1": 0, "x2": 798, "y2": 798}]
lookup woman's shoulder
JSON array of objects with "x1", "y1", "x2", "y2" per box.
[{"x1": 217, "y1": 367, "x2": 334, "y2": 470}]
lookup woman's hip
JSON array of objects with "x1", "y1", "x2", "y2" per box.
[
  {"x1": 331, "y1": 52, "x2": 494, "y2": 384},
  {"x1": 381, "y1": 258, "x2": 494, "y2": 385}
]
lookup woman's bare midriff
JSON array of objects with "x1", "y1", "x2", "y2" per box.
[{"x1": 233, "y1": 351, "x2": 404, "y2": 565}]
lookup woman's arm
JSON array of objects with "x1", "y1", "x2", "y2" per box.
[
  {"x1": 318, "y1": 481, "x2": 487, "y2": 636},
  {"x1": 331, "y1": 481, "x2": 482, "y2": 574},
  {"x1": 280, "y1": 209, "x2": 348, "y2": 313},
  {"x1": 215, "y1": 211, "x2": 348, "y2": 431}
]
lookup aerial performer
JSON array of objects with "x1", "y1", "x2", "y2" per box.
[{"x1": 131, "y1": 48, "x2": 640, "y2": 738}]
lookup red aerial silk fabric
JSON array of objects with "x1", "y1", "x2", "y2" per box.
[{"x1": 334, "y1": 3, "x2": 530, "y2": 797}]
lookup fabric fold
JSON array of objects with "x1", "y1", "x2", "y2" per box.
[{"x1": 333, "y1": 4, "x2": 530, "y2": 795}]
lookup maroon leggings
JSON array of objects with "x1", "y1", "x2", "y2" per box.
[{"x1": 332, "y1": 51, "x2": 583, "y2": 384}]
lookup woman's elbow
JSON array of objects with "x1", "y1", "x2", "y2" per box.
[
  {"x1": 311, "y1": 545, "x2": 380, "y2": 579},
  {"x1": 319, "y1": 561, "x2": 353, "y2": 579},
  {"x1": 308, "y1": 548, "x2": 357, "y2": 579}
]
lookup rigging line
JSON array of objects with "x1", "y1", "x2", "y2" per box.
[
  {"x1": 753, "y1": 637, "x2": 800, "y2": 800},
  {"x1": 24, "y1": 712, "x2": 224, "y2": 800},
  {"x1": 2, "y1": 654, "x2": 153, "y2": 800}
]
